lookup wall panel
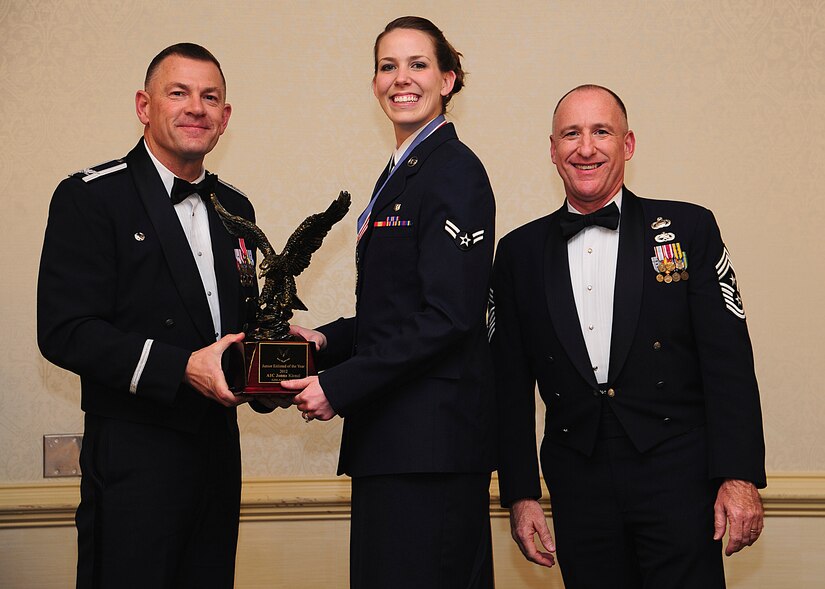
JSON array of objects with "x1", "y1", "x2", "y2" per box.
[{"x1": 1, "y1": 475, "x2": 823, "y2": 587}]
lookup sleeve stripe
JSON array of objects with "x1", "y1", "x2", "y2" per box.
[
  {"x1": 129, "y1": 339, "x2": 154, "y2": 394},
  {"x1": 715, "y1": 247, "x2": 731, "y2": 275},
  {"x1": 724, "y1": 303, "x2": 746, "y2": 319},
  {"x1": 486, "y1": 288, "x2": 496, "y2": 342}
]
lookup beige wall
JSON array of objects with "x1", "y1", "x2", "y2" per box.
[
  {"x1": 4, "y1": 0, "x2": 823, "y2": 483},
  {"x1": 1, "y1": 0, "x2": 824, "y2": 585}
]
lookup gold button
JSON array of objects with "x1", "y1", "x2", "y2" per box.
[
  {"x1": 653, "y1": 341, "x2": 662, "y2": 351},
  {"x1": 607, "y1": 388, "x2": 615, "y2": 397}
]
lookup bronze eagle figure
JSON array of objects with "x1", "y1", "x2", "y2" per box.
[{"x1": 210, "y1": 190, "x2": 351, "y2": 340}]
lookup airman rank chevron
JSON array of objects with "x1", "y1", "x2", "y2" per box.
[
  {"x1": 444, "y1": 219, "x2": 484, "y2": 251},
  {"x1": 716, "y1": 246, "x2": 746, "y2": 319},
  {"x1": 71, "y1": 159, "x2": 127, "y2": 183}
]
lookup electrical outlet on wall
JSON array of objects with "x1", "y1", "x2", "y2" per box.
[{"x1": 43, "y1": 434, "x2": 82, "y2": 477}]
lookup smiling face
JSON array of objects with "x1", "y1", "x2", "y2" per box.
[
  {"x1": 550, "y1": 88, "x2": 635, "y2": 213},
  {"x1": 135, "y1": 55, "x2": 231, "y2": 180},
  {"x1": 373, "y1": 28, "x2": 456, "y2": 146}
]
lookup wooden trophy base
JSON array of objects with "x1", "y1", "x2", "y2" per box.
[{"x1": 227, "y1": 337, "x2": 316, "y2": 394}]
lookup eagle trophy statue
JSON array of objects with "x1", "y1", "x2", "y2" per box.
[{"x1": 210, "y1": 190, "x2": 351, "y2": 341}]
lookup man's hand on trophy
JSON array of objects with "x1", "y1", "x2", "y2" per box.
[
  {"x1": 289, "y1": 325, "x2": 327, "y2": 351},
  {"x1": 283, "y1": 376, "x2": 336, "y2": 422},
  {"x1": 184, "y1": 333, "x2": 248, "y2": 407}
]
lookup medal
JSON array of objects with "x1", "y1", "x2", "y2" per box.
[
  {"x1": 235, "y1": 238, "x2": 256, "y2": 287},
  {"x1": 652, "y1": 241, "x2": 689, "y2": 284},
  {"x1": 357, "y1": 115, "x2": 447, "y2": 242}
]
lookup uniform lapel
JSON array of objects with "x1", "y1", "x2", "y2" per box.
[
  {"x1": 206, "y1": 181, "x2": 240, "y2": 336},
  {"x1": 126, "y1": 140, "x2": 215, "y2": 344},
  {"x1": 607, "y1": 188, "x2": 644, "y2": 383},
  {"x1": 544, "y1": 207, "x2": 599, "y2": 388},
  {"x1": 355, "y1": 165, "x2": 391, "y2": 259}
]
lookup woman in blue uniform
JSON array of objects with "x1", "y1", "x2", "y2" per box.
[{"x1": 284, "y1": 16, "x2": 497, "y2": 588}]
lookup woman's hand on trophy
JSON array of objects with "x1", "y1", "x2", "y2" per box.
[
  {"x1": 283, "y1": 376, "x2": 336, "y2": 422},
  {"x1": 289, "y1": 325, "x2": 327, "y2": 351}
]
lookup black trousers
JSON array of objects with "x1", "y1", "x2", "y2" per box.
[
  {"x1": 544, "y1": 405, "x2": 725, "y2": 589},
  {"x1": 76, "y1": 408, "x2": 241, "y2": 589},
  {"x1": 350, "y1": 472, "x2": 495, "y2": 589}
]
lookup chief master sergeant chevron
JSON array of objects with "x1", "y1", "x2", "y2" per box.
[
  {"x1": 491, "y1": 84, "x2": 766, "y2": 588},
  {"x1": 37, "y1": 43, "x2": 263, "y2": 588}
]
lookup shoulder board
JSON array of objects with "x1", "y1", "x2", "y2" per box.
[
  {"x1": 70, "y1": 159, "x2": 128, "y2": 183},
  {"x1": 216, "y1": 177, "x2": 248, "y2": 198}
]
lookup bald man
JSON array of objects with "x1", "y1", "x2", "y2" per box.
[{"x1": 491, "y1": 84, "x2": 765, "y2": 588}]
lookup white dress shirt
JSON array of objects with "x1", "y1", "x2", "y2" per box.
[{"x1": 566, "y1": 190, "x2": 623, "y2": 385}]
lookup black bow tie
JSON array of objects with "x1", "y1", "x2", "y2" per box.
[
  {"x1": 170, "y1": 174, "x2": 216, "y2": 205},
  {"x1": 559, "y1": 202, "x2": 621, "y2": 239}
]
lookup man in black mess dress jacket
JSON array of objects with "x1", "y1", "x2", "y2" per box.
[
  {"x1": 491, "y1": 84, "x2": 766, "y2": 589},
  {"x1": 37, "y1": 43, "x2": 267, "y2": 588}
]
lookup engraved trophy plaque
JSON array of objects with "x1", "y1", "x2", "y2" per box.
[{"x1": 211, "y1": 191, "x2": 351, "y2": 395}]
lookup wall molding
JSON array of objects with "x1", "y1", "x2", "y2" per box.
[{"x1": 2, "y1": 473, "x2": 823, "y2": 529}]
